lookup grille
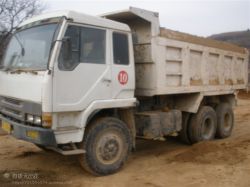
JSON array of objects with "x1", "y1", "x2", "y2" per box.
[
  {"x1": 0, "y1": 96, "x2": 42, "y2": 125},
  {"x1": 0, "y1": 97, "x2": 25, "y2": 121}
]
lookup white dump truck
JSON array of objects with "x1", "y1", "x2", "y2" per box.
[{"x1": 0, "y1": 7, "x2": 248, "y2": 175}]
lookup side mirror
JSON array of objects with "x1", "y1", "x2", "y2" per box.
[{"x1": 62, "y1": 36, "x2": 72, "y2": 62}]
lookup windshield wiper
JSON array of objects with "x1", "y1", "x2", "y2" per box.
[
  {"x1": 2, "y1": 54, "x2": 18, "y2": 71},
  {"x1": 1, "y1": 34, "x2": 25, "y2": 72},
  {"x1": 9, "y1": 68, "x2": 38, "y2": 75},
  {"x1": 13, "y1": 34, "x2": 25, "y2": 56}
]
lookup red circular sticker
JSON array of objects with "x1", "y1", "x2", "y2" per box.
[{"x1": 118, "y1": 71, "x2": 128, "y2": 85}]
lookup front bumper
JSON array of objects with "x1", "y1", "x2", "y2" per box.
[{"x1": 0, "y1": 115, "x2": 57, "y2": 147}]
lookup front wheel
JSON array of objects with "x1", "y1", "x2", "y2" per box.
[{"x1": 78, "y1": 117, "x2": 132, "y2": 176}]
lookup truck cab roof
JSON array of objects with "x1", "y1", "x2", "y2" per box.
[{"x1": 19, "y1": 10, "x2": 131, "y2": 32}]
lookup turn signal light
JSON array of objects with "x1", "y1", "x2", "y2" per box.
[{"x1": 42, "y1": 113, "x2": 52, "y2": 128}]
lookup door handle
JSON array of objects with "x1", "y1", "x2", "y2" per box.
[{"x1": 102, "y1": 78, "x2": 111, "y2": 83}]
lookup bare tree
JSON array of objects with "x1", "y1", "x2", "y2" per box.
[{"x1": 0, "y1": 0, "x2": 45, "y2": 61}]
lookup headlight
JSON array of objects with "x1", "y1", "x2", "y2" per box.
[
  {"x1": 34, "y1": 116, "x2": 41, "y2": 125},
  {"x1": 26, "y1": 113, "x2": 51, "y2": 128},
  {"x1": 26, "y1": 114, "x2": 42, "y2": 125},
  {"x1": 26, "y1": 114, "x2": 34, "y2": 122}
]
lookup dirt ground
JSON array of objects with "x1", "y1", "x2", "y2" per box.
[{"x1": 1, "y1": 92, "x2": 250, "y2": 187}]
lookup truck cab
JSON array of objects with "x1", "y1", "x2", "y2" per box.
[{"x1": 0, "y1": 11, "x2": 136, "y2": 158}]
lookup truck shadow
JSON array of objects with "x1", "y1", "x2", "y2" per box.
[{"x1": 19, "y1": 137, "x2": 187, "y2": 176}]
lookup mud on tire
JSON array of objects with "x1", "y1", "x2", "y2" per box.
[
  {"x1": 215, "y1": 103, "x2": 234, "y2": 138},
  {"x1": 188, "y1": 106, "x2": 217, "y2": 144},
  {"x1": 178, "y1": 112, "x2": 192, "y2": 144},
  {"x1": 78, "y1": 117, "x2": 132, "y2": 176}
]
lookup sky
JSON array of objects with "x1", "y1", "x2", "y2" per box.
[{"x1": 41, "y1": 0, "x2": 250, "y2": 37}]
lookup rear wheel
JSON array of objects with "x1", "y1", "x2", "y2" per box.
[
  {"x1": 215, "y1": 103, "x2": 234, "y2": 138},
  {"x1": 188, "y1": 106, "x2": 217, "y2": 144},
  {"x1": 178, "y1": 112, "x2": 191, "y2": 144},
  {"x1": 78, "y1": 117, "x2": 132, "y2": 176}
]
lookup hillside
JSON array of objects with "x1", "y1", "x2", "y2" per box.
[{"x1": 209, "y1": 30, "x2": 250, "y2": 50}]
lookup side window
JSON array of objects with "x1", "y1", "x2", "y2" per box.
[
  {"x1": 80, "y1": 27, "x2": 106, "y2": 64},
  {"x1": 113, "y1": 32, "x2": 129, "y2": 65},
  {"x1": 59, "y1": 25, "x2": 80, "y2": 71},
  {"x1": 59, "y1": 25, "x2": 106, "y2": 71}
]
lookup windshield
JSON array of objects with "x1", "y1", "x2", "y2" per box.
[{"x1": 2, "y1": 24, "x2": 57, "y2": 71}]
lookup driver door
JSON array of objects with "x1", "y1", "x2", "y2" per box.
[{"x1": 52, "y1": 24, "x2": 112, "y2": 112}]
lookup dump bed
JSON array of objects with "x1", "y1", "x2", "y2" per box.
[{"x1": 102, "y1": 7, "x2": 249, "y2": 96}]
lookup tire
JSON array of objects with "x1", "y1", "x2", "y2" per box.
[
  {"x1": 215, "y1": 103, "x2": 234, "y2": 138},
  {"x1": 78, "y1": 117, "x2": 132, "y2": 176},
  {"x1": 178, "y1": 112, "x2": 192, "y2": 144},
  {"x1": 188, "y1": 106, "x2": 217, "y2": 144}
]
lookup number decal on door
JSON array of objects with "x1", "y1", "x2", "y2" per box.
[{"x1": 118, "y1": 71, "x2": 128, "y2": 85}]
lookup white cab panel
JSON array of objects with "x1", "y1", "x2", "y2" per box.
[
  {"x1": 0, "y1": 71, "x2": 45, "y2": 103},
  {"x1": 52, "y1": 63, "x2": 112, "y2": 112},
  {"x1": 110, "y1": 31, "x2": 135, "y2": 99}
]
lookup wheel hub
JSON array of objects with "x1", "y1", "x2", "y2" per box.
[
  {"x1": 102, "y1": 139, "x2": 119, "y2": 161},
  {"x1": 202, "y1": 118, "x2": 213, "y2": 140},
  {"x1": 96, "y1": 132, "x2": 123, "y2": 164},
  {"x1": 224, "y1": 113, "x2": 231, "y2": 131}
]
